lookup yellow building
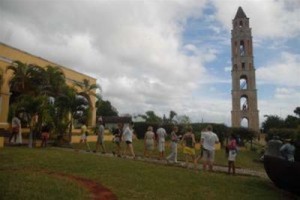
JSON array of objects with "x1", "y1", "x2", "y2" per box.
[{"x1": 0, "y1": 42, "x2": 97, "y2": 129}]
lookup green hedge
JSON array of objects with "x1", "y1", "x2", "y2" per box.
[{"x1": 133, "y1": 122, "x2": 228, "y2": 146}]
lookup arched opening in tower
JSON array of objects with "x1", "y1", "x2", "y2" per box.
[
  {"x1": 240, "y1": 75, "x2": 248, "y2": 89},
  {"x1": 240, "y1": 96, "x2": 248, "y2": 111},
  {"x1": 241, "y1": 117, "x2": 249, "y2": 128},
  {"x1": 240, "y1": 40, "x2": 245, "y2": 56}
]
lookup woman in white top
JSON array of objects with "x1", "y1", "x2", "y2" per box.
[
  {"x1": 144, "y1": 126, "x2": 155, "y2": 158},
  {"x1": 123, "y1": 122, "x2": 135, "y2": 158}
]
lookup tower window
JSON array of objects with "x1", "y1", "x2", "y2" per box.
[
  {"x1": 239, "y1": 21, "x2": 243, "y2": 27},
  {"x1": 241, "y1": 117, "x2": 249, "y2": 128},
  {"x1": 240, "y1": 75, "x2": 248, "y2": 90},
  {"x1": 240, "y1": 96, "x2": 248, "y2": 111},
  {"x1": 240, "y1": 40, "x2": 245, "y2": 56},
  {"x1": 242, "y1": 62, "x2": 245, "y2": 70}
]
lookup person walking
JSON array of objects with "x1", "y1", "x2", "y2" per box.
[
  {"x1": 156, "y1": 125, "x2": 167, "y2": 160},
  {"x1": 227, "y1": 134, "x2": 238, "y2": 175},
  {"x1": 41, "y1": 125, "x2": 50, "y2": 148},
  {"x1": 181, "y1": 126, "x2": 197, "y2": 171},
  {"x1": 94, "y1": 119, "x2": 106, "y2": 154},
  {"x1": 144, "y1": 126, "x2": 155, "y2": 158},
  {"x1": 76, "y1": 121, "x2": 91, "y2": 152},
  {"x1": 9, "y1": 115, "x2": 21, "y2": 144},
  {"x1": 112, "y1": 123, "x2": 123, "y2": 157},
  {"x1": 123, "y1": 122, "x2": 135, "y2": 158},
  {"x1": 166, "y1": 126, "x2": 179, "y2": 163},
  {"x1": 201, "y1": 125, "x2": 219, "y2": 171}
]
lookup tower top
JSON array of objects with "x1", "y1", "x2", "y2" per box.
[{"x1": 234, "y1": 6, "x2": 247, "y2": 19}]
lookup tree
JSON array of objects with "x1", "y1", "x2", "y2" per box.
[
  {"x1": 6, "y1": 61, "x2": 32, "y2": 94},
  {"x1": 74, "y1": 78, "x2": 101, "y2": 103},
  {"x1": 262, "y1": 115, "x2": 285, "y2": 133},
  {"x1": 168, "y1": 110, "x2": 177, "y2": 124},
  {"x1": 96, "y1": 100, "x2": 118, "y2": 116},
  {"x1": 144, "y1": 111, "x2": 162, "y2": 123},
  {"x1": 74, "y1": 78, "x2": 101, "y2": 124},
  {"x1": 176, "y1": 115, "x2": 191, "y2": 125},
  {"x1": 285, "y1": 115, "x2": 299, "y2": 129},
  {"x1": 294, "y1": 107, "x2": 300, "y2": 118}
]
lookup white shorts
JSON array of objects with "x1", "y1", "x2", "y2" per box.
[
  {"x1": 228, "y1": 150, "x2": 237, "y2": 161},
  {"x1": 158, "y1": 141, "x2": 165, "y2": 152},
  {"x1": 203, "y1": 149, "x2": 215, "y2": 162},
  {"x1": 80, "y1": 134, "x2": 87, "y2": 140}
]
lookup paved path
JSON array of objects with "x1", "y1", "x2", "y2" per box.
[{"x1": 55, "y1": 147, "x2": 268, "y2": 179}]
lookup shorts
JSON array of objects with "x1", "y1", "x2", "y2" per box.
[
  {"x1": 80, "y1": 134, "x2": 87, "y2": 140},
  {"x1": 97, "y1": 135, "x2": 104, "y2": 144},
  {"x1": 158, "y1": 141, "x2": 165, "y2": 152},
  {"x1": 113, "y1": 137, "x2": 121, "y2": 144},
  {"x1": 145, "y1": 140, "x2": 154, "y2": 151},
  {"x1": 126, "y1": 141, "x2": 132, "y2": 144},
  {"x1": 228, "y1": 150, "x2": 237, "y2": 161},
  {"x1": 202, "y1": 149, "x2": 215, "y2": 162},
  {"x1": 41, "y1": 132, "x2": 49, "y2": 140},
  {"x1": 183, "y1": 147, "x2": 195, "y2": 155}
]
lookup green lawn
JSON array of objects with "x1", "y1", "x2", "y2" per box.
[{"x1": 0, "y1": 145, "x2": 296, "y2": 200}]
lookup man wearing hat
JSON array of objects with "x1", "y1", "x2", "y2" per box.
[{"x1": 94, "y1": 118, "x2": 106, "y2": 154}]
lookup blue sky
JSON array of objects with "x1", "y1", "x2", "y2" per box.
[{"x1": 0, "y1": 0, "x2": 299, "y2": 127}]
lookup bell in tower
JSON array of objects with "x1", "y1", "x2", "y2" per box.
[{"x1": 231, "y1": 6, "x2": 259, "y2": 133}]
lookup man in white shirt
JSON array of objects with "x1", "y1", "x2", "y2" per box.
[
  {"x1": 156, "y1": 126, "x2": 167, "y2": 160},
  {"x1": 123, "y1": 122, "x2": 135, "y2": 158},
  {"x1": 201, "y1": 125, "x2": 219, "y2": 171},
  {"x1": 94, "y1": 119, "x2": 106, "y2": 153}
]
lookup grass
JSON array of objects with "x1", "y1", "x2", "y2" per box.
[{"x1": 0, "y1": 144, "x2": 296, "y2": 200}]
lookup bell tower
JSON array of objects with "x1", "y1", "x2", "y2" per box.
[{"x1": 231, "y1": 7, "x2": 259, "y2": 132}]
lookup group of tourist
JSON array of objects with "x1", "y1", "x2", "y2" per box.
[
  {"x1": 9, "y1": 114, "x2": 238, "y2": 173},
  {"x1": 75, "y1": 119, "x2": 240, "y2": 173}
]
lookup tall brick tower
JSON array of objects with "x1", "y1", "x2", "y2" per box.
[{"x1": 231, "y1": 7, "x2": 259, "y2": 132}]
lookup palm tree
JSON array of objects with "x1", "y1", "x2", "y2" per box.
[
  {"x1": 6, "y1": 61, "x2": 34, "y2": 102},
  {"x1": 74, "y1": 78, "x2": 101, "y2": 102},
  {"x1": 74, "y1": 78, "x2": 101, "y2": 125}
]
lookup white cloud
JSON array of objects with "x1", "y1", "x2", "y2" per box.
[
  {"x1": 1, "y1": 0, "x2": 221, "y2": 121},
  {"x1": 257, "y1": 52, "x2": 300, "y2": 86},
  {"x1": 211, "y1": 0, "x2": 300, "y2": 39},
  {"x1": 0, "y1": 0, "x2": 299, "y2": 127}
]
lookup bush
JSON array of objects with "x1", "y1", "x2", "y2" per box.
[
  {"x1": 133, "y1": 122, "x2": 227, "y2": 146},
  {"x1": 266, "y1": 128, "x2": 299, "y2": 141}
]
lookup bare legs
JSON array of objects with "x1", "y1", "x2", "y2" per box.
[
  {"x1": 124, "y1": 143, "x2": 135, "y2": 158},
  {"x1": 228, "y1": 161, "x2": 235, "y2": 175},
  {"x1": 94, "y1": 142, "x2": 106, "y2": 153}
]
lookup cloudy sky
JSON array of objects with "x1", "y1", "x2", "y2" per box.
[{"x1": 1, "y1": 0, "x2": 299, "y2": 126}]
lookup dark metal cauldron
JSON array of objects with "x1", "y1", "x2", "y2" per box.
[
  {"x1": 264, "y1": 155, "x2": 300, "y2": 195},
  {"x1": 263, "y1": 139, "x2": 300, "y2": 195}
]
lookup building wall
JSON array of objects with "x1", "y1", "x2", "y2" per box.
[{"x1": 0, "y1": 42, "x2": 97, "y2": 129}]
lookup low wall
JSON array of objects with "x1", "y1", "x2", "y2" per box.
[
  {"x1": 195, "y1": 143, "x2": 221, "y2": 150},
  {"x1": 71, "y1": 135, "x2": 114, "y2": 144}
]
